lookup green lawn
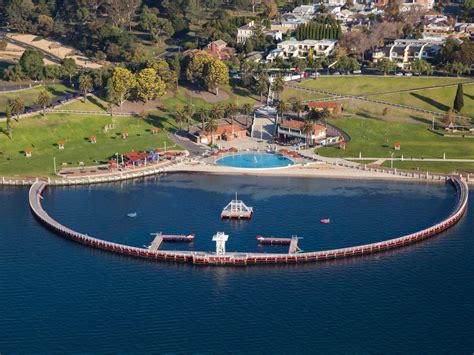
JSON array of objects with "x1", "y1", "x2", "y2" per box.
[
  {"x1": 372, "y1": 84, "x2": 474, "y2": 118},
  {"x1": 57, "y1": 94, "x2": 108, "y2": 111},
  {"x1": 281, "y1": 87, "x2": 329, "y2": 102},
  {"x1": 0, "y1": 84, "x2": 75, "y2": 113},
  {"x1": 318, "y1": 117, "x2": 474, "y2": 161},
  {"x1": 0, "y1": 112, "x2": 178, "y2": 177},
  {"x1": 299, "y1": 77, "x2": 472, "y2": 96},
  {"x1": 382, "y1": 161, "x2": 474, "y2": 174}
]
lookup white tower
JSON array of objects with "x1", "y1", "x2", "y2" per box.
[{"x1": 212, "y1": 232, "x2": 229, "y2": 256}]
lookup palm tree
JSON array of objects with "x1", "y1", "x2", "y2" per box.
[
  {"x1": 240, "y1": 103, "x2": 253, "y2": 127},
  {"x1": 300, "y1": 120, "x2": 314, "y2": 148},
  {"x1": 37, "y1": 90, "x2": 51, "y2": 116},
  {"x1": 183, "y1": 104, "x2": 194, "y2": 131},
  {"x1": 226, "y1": 102, "x2": 239, "y2": 127},
  {"x1": 291, "y1": 97, "x2": 305, "y2": 119},
  {"x1": 9, "y1": 97, "x2": 24, "y2": 122},
  {"x1": 255, "y1": 73, "x2": 269, "y2": 103},
  {"x1": 198, "y1": 108, "x2": 208, "y2": 130},
  {"x1": 175, "y1": 107, "x2": 186, "y2": 130},
  {"x1": 209, "y1": 105, "x2": 224, "y2": 121},
  {"x1": 78, "y1": 73, "x2": 93, "y2": 102},
  {"x1": 272, "y1": 74, "x2": 285, "y2": 101},
  {"x1": 204, "y1": 117, "x2": 218, "y2": 145},
  {"x1": 306, "y1": 108, "x2": 320, "y2": 122},
  {"x1": 276, "y1": 100, "x2": 290, "y2": 123},
  {"x1": 5, "y1": 105, "x2": 12, "y2": 139}
]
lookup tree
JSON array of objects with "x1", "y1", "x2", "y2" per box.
[
  {"x1": 225, "y1": 103, "x2": 238, "y2": 127},
  {"x1": 136, "y1": 68, "x2": 166, "y2": 103},
  {"x1": 209, "y1": 105, "x2": 225, "y2": 121},
  {"x1": 272, "y1": 74, "x2": 285, "y2": 101},
  {"x1": 19, "y1": 49, "x2": 44, "y2": 80},
  {"x1": 106, "y1": 78, "x2": 121, "y2": 127},
  {"x1": 37, "y1": 90, "x2": 51, "y2": 116},
  {"x1": 203, "y1": 58, "x2": 229, "y2": 95},
  {"x1": 300, "y1": 120, "x2": 314, "y2": 147},
  {"x1": 139, "y1": 5, "x2": 158, "y2": 32},
  {"x1": 291, "y1": 98, "x2": 305, "y2": 119},
  {"x1": 447, "y1": 61, "x2": 470, "y2": 77},
  {"x1": 411, "y1": 58, "x2": 433, "y2": 75},
  {"x1": 150, "y1": 18, "x2": 174, "y2": 45},
  {"x1": 61, "y1": 58, "x2": 77, "y2": 85},
  {"x1": 9, "y1": 98, "x2": 25, "y2": 122},
  {"x1": 204, "y1": 117, "x2": 218, "y2": 144},
  {"x1": 255, "y1": 73, "x2": 269, "y2": 102},
  {"x1": 170, "y1": 54, "x2": 181, "y2": 89},
  {"x1": 5, "y1": 105, "x2": 13, "y2": 139},
  {"x1": 240, "y1": 103, "x2": 253, "y2": 127},
  {"x1": 108, "y1": 67, "x2": 137, "y2": 106},
  {"x1": 335, "y1": 56, "x2": 360, "y2": 73},
  {"x1": 3, "y1": 64, "x2": 24, "y2": 81},
  {"x1": 105, "y1": 0, "x2": 142, "y2": 29},
  {"x1": 276, "y1": 100, "x2": 290, "y2": 122},
  {"x1": 453, "y1": 84, "x2": 464, "y2": 113},
  {"x1": 175, "y1": 107, "x2": 187, "y2": 130},
  {"x1": 78, "y1": 73, "x2": 93, "y2": 102},
  {"x1": 198, "y1": 108, "x2": 208, "y2": 130},
  {"x1": 186, "y1": 52, "x2": 213, "y2": 88},
  {"x1": 376, "y1": 58, "x2": 397, "y2": 75},
  {"x1": 183, "y1": 104, "x2": 194, "y2": 131}
]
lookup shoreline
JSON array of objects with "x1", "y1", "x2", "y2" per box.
[{"x1": 1, "y1": 158, "x2": 472, "y2": 186}]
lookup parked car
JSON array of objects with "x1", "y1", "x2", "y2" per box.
[
  {"x1": 353, "y1": 70, "x2": 362, "y2": 74},
  {"x1": 395, "y1": 72, "x2": 403, "y2": 76},
  {"x1": 333, "y1": 71, "x2": 340, "y2": 75},
  {"x1": 404, "y1": 72, "x2": 413, "y2": 77}
]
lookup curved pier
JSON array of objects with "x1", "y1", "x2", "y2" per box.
[{"x1": 29, "y1": 177, "x2": 468, "y2": 266}]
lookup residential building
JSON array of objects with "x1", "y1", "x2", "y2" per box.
[
  {"x1": 423, "y1": 16, "x2": 452, "y2": 38},
  {"x1": 372, "y1": 38, "x2": 444, "y2": 69},
  {"x1": 267, "y1": 39, "x2": 337, "y2": 62},
  {"x1": 277, "y1": 120, "x2": 327, "y2": 145},
  {"x1": 237, "y1": 21, "x2": 283, "y2": 44},
  {"x1": 292, "y1": 5, "x2": 318, "y2": 18},
  {"x1": 205, "y1": 40, "x2": 236, "y2": 60}
]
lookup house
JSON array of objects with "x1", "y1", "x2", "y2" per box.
[
  {"x1": 206, "y1": 40, "x2": 236, "y2": 60},
  {"x1": 423, "y1": 16, "x2": 452, "y2": 38},
  {"x1": 277, "y1": 120, "x2": 327, "y2": 145},
  {"x1": 372, "y1": 38, "x2": 445, "y2": 69},
  {"x1": 292, "y1": 5, "x2": 318, "y2": 18},
  {"x1": 306, "y1": 101, "x2": 342, "y2": 114},
  {"x1": 267, "y1": 39, "x2": 337, "y2": 62},
  {"x1": 237, "y1": 21, "x2": 283, "y2": 44},
  {"x1": 194, "y1": 124, "x2": 248, "y2": 144}
]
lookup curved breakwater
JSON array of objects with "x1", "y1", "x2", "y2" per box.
[{"x1": 29, "y1": 177, "x2": 468, "y2": 266}]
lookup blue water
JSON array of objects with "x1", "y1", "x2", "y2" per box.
[
  {"x1": 216, "y1": 153, "x2": 294, "y2": 168},
  {"x1": 0, "y1": 174, "x2": 473, "y2": 353}
]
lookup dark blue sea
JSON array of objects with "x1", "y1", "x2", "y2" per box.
[{"x1": 0, "y1": 173, "x2": 472, "y2": 353}]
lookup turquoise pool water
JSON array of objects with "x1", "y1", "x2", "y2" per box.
[{"x1": 216, "y1": 153, "x2": 294, "y2": 168}]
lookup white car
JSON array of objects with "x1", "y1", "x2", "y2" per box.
[{"x1": 404, "y1": 72, "x2": 413, "y2": 77}]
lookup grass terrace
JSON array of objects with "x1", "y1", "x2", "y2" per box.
[
  {"x1": 0, "y1": 84, "x2": 75, "y2": 114},
  {"x1": 318, "y1": 117, "x2": 474, "y2": 173},
  {"x1": 299, "y1": 76, "x2": 472, "y2": 96},
  {"x1": 0, "y1": 112, "x2": 178, "y2": 177}
]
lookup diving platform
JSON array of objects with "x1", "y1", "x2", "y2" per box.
[
  {"x1": 148, "y1": 233, "x2": 195, "y2": 251},
  {"x1": 257, "y1": 235, "x2": 301, "y2": 254},
  {"x1": 221, "y1": 194, "x2": 253, "y2": 219}
]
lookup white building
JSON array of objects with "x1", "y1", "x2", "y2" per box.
[
  {"x1": 237, "y1": 21, "x2": 283, "y2": 44},
  {"x1": 277, "y1": 120, "x2": 327, "y2": 145},
  {"x1": 372, "y1": 38, "x2": 445, "y2": 69},
  {"x1": 267, "y1": 39, "x2": 337, "y2": 62},
  {"x1": 292, "y1": 5, "x2": 318, "y2": 18}
]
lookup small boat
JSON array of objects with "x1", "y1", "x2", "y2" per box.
[
  {"x1": 127, "y1": 212, "x2": 137, "y2": 218},
  {"x1": 320, "y1": 218, "x2": 330, "y2": 224}
]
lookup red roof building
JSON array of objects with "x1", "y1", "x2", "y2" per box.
[{"x1": 195, "y1": 124, "x2": 247, "y2": 144}]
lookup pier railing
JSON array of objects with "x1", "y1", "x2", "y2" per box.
[{"x1": 29, "y1": 176, "x2": 468, "y2": 266}]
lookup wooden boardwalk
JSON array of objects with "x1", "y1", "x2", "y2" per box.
[
  {"x1": 148, "y1": 235, "x2": 163, "y2": 251},
  {"x1": 29, "y1": 177, "x2": 468, "y2": 266}
]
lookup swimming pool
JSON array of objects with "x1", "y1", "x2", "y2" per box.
[{"x1": 215, "y1": 153, "x2": 294, "y2": 169}]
